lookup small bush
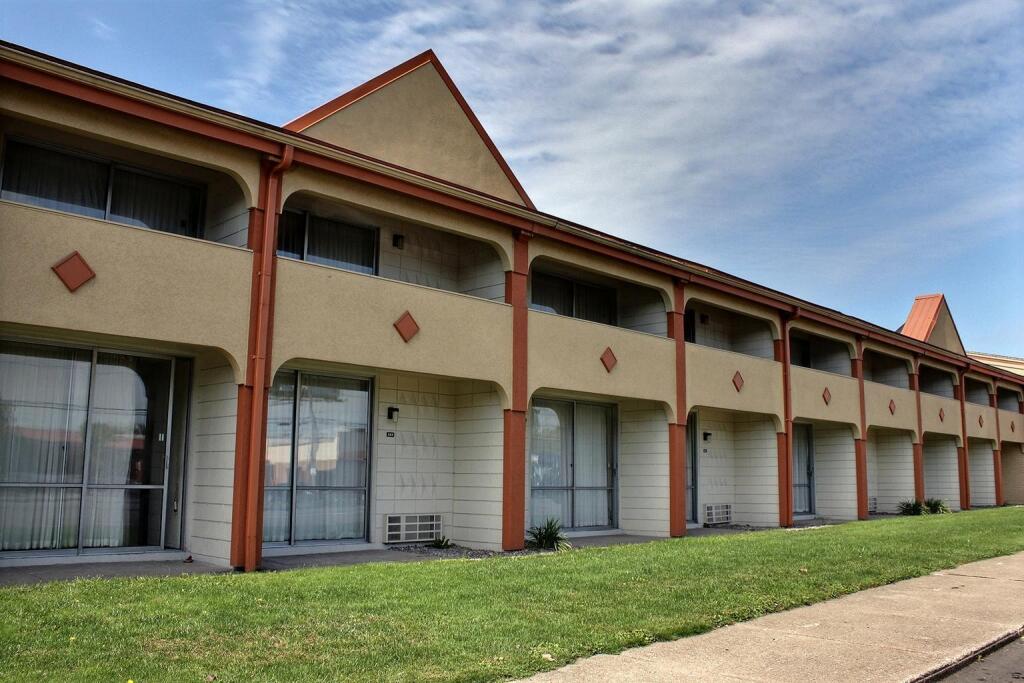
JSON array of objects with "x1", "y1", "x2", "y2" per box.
[
  {"x1": 924, "y1": 498, "x2": 950, "y2": 514},
  {"x1": 427, "y1": 536, "x2": 451, "y2": 549},
  {"x1": 527, "y1": 518, "x2": 573, "y2": 552},
  {"x1": 898, "y1": 499, "x2": 926, "y2": 516}
]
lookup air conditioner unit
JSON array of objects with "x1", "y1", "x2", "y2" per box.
[
  {"x1": 704, "y1": 503, "x2": 732, "y2": 525},
  {"x1": 868, "y1": 497, "x2": 878, "y2": 514},
  {"x1": 385, "y1": 514, "x2": 443, "y2": 543}
]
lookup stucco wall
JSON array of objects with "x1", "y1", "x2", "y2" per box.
[
  {"x1": 864, "y1": 382, "x2": 918, "y2": 437},
  {"x1": 618, "y1": 400, "x2": 670, "y2": 536},
  {"x1": 964, "y1": 402, "x2": 998, "y2": 441},
  {"x1": 811, "y1": 423, "x2": 858, "y2": 520},
  {"x1": 1000, "y1": 410, "x2": 1024, "y2": 445},
  {"x1": 967, "y1": 439, "x2": 996, "y2": 507},
  {"x1": 923, "y1": 435, "x2": 961, "y2": 511},
  {"x1": 920, "y1": 394, "x2": 963, "y2": 439},
  {"x1": 791, "y1": 367, "x2": 860, "y2": 433},
  {"x1": 188, "y1": 352, "x2": 238, "y2": 564},
  {"x1": 0, "y1": 201, "x2": 251, "y2": 382},
  {"x1": 867, "y1": 428, "x2": 915, "y2": 514},
  {"x1": 686, "y1": 345, "x2": 783, "y2": 423}
]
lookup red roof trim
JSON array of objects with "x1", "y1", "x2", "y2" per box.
[{"x1": 283, "y1": 49, "x2": 535, "y2": 209}]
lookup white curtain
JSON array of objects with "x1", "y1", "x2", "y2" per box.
[
  {"x1": 306, "y1": 216, "x2": 376, "y2": 275},
  {"x1": 573, "y1": 404, "x2": 612, "y2": 527},
  {"x1": 0, "y1": 140, "x2": 108, "y2": 219},
  {"x1": 0, "y1": 342, "x2": 90, "y2": 550},
  {"x1": 263, "y1": 372, "x2": 295, "y2": 543},
  {"x1": 108, "y1": 168, "x2": 200, "y2": 237},
  {"x1": 792, "y1": 424, "x2": 813, "y2": 515}
]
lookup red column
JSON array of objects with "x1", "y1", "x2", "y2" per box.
[
  {"x1": 910, "y1": 365, "x2": 925, "y2": 502},
  {"x1": 230, "y1": 146, "x2": 292, "y2": 572},
  {"x1": 666, "y1": 279, "x2": 688, "y2": 537},
  {"x1": 853, "y1": 339, "x2": 870, "y2": 517},
  {"x1": 776, "y1": 317, "x2": 794, "y2": 528},
  {"x1": 956, "y1": 375, "x2": 970, "y2": 510},
  {"x1": 502, "y1": 230, "x2": 532, "y2": 550},
  {"x1": 991, "y1": 392, "x2": 1004, "y2": 505}
]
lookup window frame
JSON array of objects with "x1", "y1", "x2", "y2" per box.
[
  {"x1": 529, "y1": 397, "x2": 618, "y2": 531},
  {"x1": 0, "y1": 135, "x2": 207, "y2": 238},
  {"x1": 275, "y1": 208, "x2": 380, "y2": 277}
]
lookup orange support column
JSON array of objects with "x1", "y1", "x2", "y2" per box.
[
  {"x1": 666, "y1": 279, "x2": 688, "y2": 537},
  {"x1": 502, "y1": 229, "x2": 532, "y2": 550},
  {"x1": 957, "y1": 373, "x2": 971, "y2": 510},
  {"x1": 991, "y1": 392, "x2": 1004, "y2": 505},
  {"x1": 775, "y1": 312, "x2": 795, "y2": 528},
  {"x1": 853, "y1": 339, "x2": 870, "y2": 517},
  {"x1": 910, "y1": 364, "x2": 926, "y2": 501}
]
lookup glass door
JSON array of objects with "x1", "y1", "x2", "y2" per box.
[
  {"x1": 686, "y1": 415, "x2": 698, "y2": 523},
  {"x1": 792, "y1": 423, "x2": 815, "y2": 515}
]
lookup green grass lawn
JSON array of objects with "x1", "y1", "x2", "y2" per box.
[{"x1": 2, "y1": 507, "x2": 1023, "y2": 682}]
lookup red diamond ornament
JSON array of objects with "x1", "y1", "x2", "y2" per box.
[
  {"x1": 600, "y1": 347, "x2": 617, "y2": 372},
  {"x1": 822, "y1": 387, "x2": 831, "y2": 405},
  {"x1": 732, "y1": 371, "x2": 744, "y2": 392},
  {"x1": 52, "y1": 251, "x2": 95, "y2": 292},
  {"x1": 393, "y1": 311, "x2": 420, "y2": 343},
  {"x1": 888, "y1": 399, "x2": 896, "y2": 415}
]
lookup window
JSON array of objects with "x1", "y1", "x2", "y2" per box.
[
  {"x1": 1, "y1": 139, "x2": 204, "y2": 237},
  {"x1": 0, "y1": 340, "x2": 189, "y2": 554},
  {"x1": 264, "y1": 370, "x2": 371, "y2": 545},
  {"x1": 530, "y1": 272, "x2": 616, "y2": 325},
  {"x1": 276, "y1": 210, "x2": 378, "y2": 275},
  {"x1": 529, "y1": 398, "x2": 615, "y2": 529}
]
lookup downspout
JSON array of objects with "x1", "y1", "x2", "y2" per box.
[
  {"x1": 777, "y1": 306, "x2": 799, "y2": 527},
  {"x1": 241, "y1": 144, "x2": 293, "y2": 572}
]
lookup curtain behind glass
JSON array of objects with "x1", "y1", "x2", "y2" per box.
[
  {"x1": 263, "y1": 372, "x2": 296, "y2": 543},
  {"x1": 573, "y1": 403, "x2": 612, "y2": 527},
  {"x1": 575, "y1": 283, "x2": 616, "y2": 325},
  {"x1": 529, "y1": 400, "x2": 572, "y2": 528},
  {"x1": 109, "y1": 168, "x2": 201, "y2": 237},
  {"x1": 0, "y1": 140, "x2": 108, "y2": 219},
  {"x1": 276, "y1": 211, "x2": 305, "y2": 260},
  {"x1": 306, "y1": 216, "x2": 376, "y2": 275},
  {"x1": 792, "y1": 424, "x2": 813, "y2": 514},
  {"x1": 530, "y1": 272, "x2": 573, "y2": 316},
  {"x1": 295, "y1": 375, "x2": 369, "y2": 489}
]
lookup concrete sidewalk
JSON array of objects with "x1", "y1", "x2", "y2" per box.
[{"x1": 523, "y1": 552, "x2": 1024, "y2": 682}]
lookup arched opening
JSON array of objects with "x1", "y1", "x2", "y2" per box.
[
  {"x1": 996, "y1": 387, "x2": 1022, "y2": 412},
  {"x1": 528, "y1": 258, "x2": 669, "y2": 335},
  {"x1": 279, "y1": 191, "x2": 507, "y2": 301},
  {"x1": 789, "y1": 330, "x2": 853, "y2": 376},
  {"x1": 683, "y1": 300, "x2": 775, "y2": 359},
  {"x1": 919, "y1": 364, "x2": 956, "y2": 398},
  {"x1": 862, "y1": 349, "x2": 910, "y2": 389},
  {"x1": 963, "y1": 377, "x2": 991, "y2": 406}
]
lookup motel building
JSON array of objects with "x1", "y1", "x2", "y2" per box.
[{"x1": 1, "y1": 41, "x2": 1023, "y2": 573}]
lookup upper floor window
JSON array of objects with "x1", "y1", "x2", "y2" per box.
[
  {"x1": 277, "y1": 209, "x2": 377, "y2": 276},
  {"x1": 530, "y1": 271, "x2": 616, "y2": 326},
  {"x1": 1, "y1": 139, "x2": 203, "y2": 237}
]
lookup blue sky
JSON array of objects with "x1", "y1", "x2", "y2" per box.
[{"x1": 3, "y1": 0, "x2": 1022, "y2": 354}]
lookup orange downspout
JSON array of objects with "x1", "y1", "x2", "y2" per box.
[
  {"x1": 991, "y1": 391, "x2": 1003, "y2": 505},
  {"x1": 853, "y1": 338, "x2": 869, "y2": 518},
  {"x1": 957, "y1": 372, "x2": 971, "y2": 510},
  {"x1": 502, "y1": 229, "x2": 532, "y2": 550},
  {"x1": 776, "y1": 309, "x2": 796, "y2": 527},
  {"x1": 910, "y1": 359, "x2": 925, "y2": 501},
  {"x1": 667, "y1": 278, "x2": 688, "y2": 537},
  {"x1": 231, "y1": 144, "x2": 293, "y2": 572}
]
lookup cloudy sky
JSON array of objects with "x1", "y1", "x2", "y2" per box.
[{"x1": 3, "y1": 0, "x2": 1022, "y2": 353}]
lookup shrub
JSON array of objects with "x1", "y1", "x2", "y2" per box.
[
  {"x1": 527, "y1": 518, "x2": 573, "y2": 552},
  {"x1": 427, "y1": 536, "x2": 451, "y2": 549},
  {"x1": 898, "y1": 499, "x2": 926, "y2": 516},
  {"x1": 924, "y1": 498, "x2": 950, "y2": 514}
]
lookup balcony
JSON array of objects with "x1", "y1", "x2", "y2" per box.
[
  {"x1": 920, "y1": 393, "x2": 962, "y2": 439},
  {"x1": 863, "y1": 380, "x2": 917, "y2": 434},
  {"x1": 527, "y1": 310, "x2": 676, "y2": 411},
  {"x1": 0, "y1": 200, "x2": 252, "y2": 377},
  {"x1": 1000, "y1": 409, "x2": 1024, "y2": 445},
  {"x1": 272, "y1": 258, "x2": 512, "y2": 394},
  {"x1": 964, "y1": 401, "x2": 997, "y2": 441},
  {"x1": 686, "y1": 344, "x2": 782, "y2": 419},
  {"x1": 790, "y1": 366, "x2": 860, "y2": 429}
]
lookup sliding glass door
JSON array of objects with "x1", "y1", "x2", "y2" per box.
[
  {"x1": 0, "y1": 340, "x2": 187, "y2": 554},
  {"x1": 263, "y1": 370, "x2": 371, "y2": 545},
  {"x1": 529, "y1": 398, "x2": 615, "y2": 529},
  {"x1": 792, "y1": 423, "x2": 815, "y2": 515}
]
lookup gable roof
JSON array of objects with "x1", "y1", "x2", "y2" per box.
[
  {"x1": 284, "y1": 50, "x2": 534, "y2": 209},
  {"x1": 899, "y1": 294, "x2": 966, "y2": 355}
]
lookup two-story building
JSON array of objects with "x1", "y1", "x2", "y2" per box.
[{"x1": 1, "y1": 41, "x2": 1022, "y2": 571}]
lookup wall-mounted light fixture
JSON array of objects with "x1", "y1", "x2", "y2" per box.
[
  {"x1": 387, "y1": 406, "x2": 400, "y2": 421},
  {"x1": 392, "y1": 233, "x2": 405, "y2": 250}
]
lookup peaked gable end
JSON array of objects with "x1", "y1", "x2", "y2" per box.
[
  {"x1": 900, "y1": 294, "x2": 966, "y2": 355},
  {"x1": 285, "y1": 51, "x2": 532, "y2": 208}
]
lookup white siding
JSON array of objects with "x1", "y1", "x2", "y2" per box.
[
  {"x1": 811, "y1": 423, "x2": 857, "y2": 520},
  {"x1": 1004, "y1": 446, "x2": 1024, "y2": 505},
  {"x1": 733, "y1": 414, "x2": 779, "y2": 527},
  {"x1": 618, "y1": 401, "x2": 670, "y2": 536},
  {"x1": 372, "y1": 374, "x2": 455, "y2": 544},
  {"x1": 690, "y1": 302, "x2": 774, "y2": 359},
  {"x1": 968, "y1": 439, "x2": 996, "y2": 507},
  {"x1": 923, "y1": 435, "x2": 960, "y2": 511},
  {"x1": 867, "y1": 428, "x2": 915, "y2": 513},
  {"x1": 187, "y1": 352, "x2": 237, "y2": 564},
  {"x1": 618, "y1": 286, "x2": 668, "y2": 336},
  {"x1": 451, "y1": 382, "x2": 504, "y2": 549},
  {"x1": 694, "y1": 410, "x2": 736, "y2": 524}
]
